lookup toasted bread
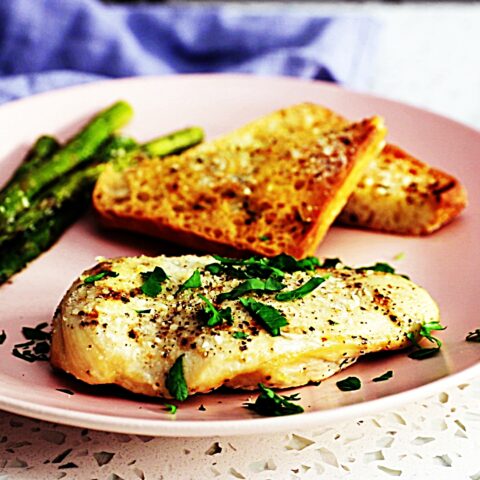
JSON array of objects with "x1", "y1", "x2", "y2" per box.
[
  {"x1": 301, "y1": 105, "x2": 467, "y2": 234},
  {"x1": 93, "y1": 104, "x2": 386, "y2": 258},
  {"x1": 339, "y1": 144, "x2": 468, "y2": 234}
]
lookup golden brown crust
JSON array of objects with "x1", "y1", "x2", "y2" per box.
[
  {"x1": 339, "y1": 144, "x2": 468, "y2": 235},
  {"x1": 93, "y1": 103, "x2": 386, "y2": 257}
]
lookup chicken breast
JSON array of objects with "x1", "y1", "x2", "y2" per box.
[{"x1": 51, "y1": 255, "x2": 439, "y2": 399}]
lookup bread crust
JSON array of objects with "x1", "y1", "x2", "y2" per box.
[{"x1": 339, "y1": 144, "x2": 468, "y2": 235}]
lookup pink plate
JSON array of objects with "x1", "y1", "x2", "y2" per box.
[{"x1": 0, "y1": 74, "x2": 479, "y2": 437}]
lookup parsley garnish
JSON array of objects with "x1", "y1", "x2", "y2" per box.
[
  {"x1": 372, "y1": 371, "x2": 393, "y2": 382},
  {"x1": 212, "y1": 255, "x2": 284, "y2": 279},
  {"x1": 176, "y1": 269, "x2": 202, "y2": 296},
  {"x1": 407, "y1": 321, "x2": 446, "y2": 360},
  {"x1": 163, "y1": 403, "x2": 177, "y2": 414},
  {"x1": 321, "y1": 258, "x2": 342, "y2": 268},
  {"x1": 83, "y1": 270, "x2": 119, "y2": 284},
  {"x1": 356, "y1": 262, "x2": 395, "y2": 274},
  {"x1": 206, "y1": 263, "x2": 249, "y2": 279},
  {"x1": 408, "y1": 348, "x2": 440, "y2": 360},
  {"x1": 134, "y1": 308, "x2": 151, "y2": 314},
  {"x1": 56, "y1": 388, "x2": 75, "y2": 395},
  {"x1": 244, "y1": 383, "x2": 304, "y2": 416},
  {"x1": 294, "y1": 256, "x2": 321, "y2": 271},
  {"x1": 266, "y1": 253, "x2": 320, "y2": 273},
  {"x1": 0, "y1": 330, "x2": 6, "y2": 345},
  {"x1": 240, "y1": 298, "x2": 288, "y2": 336},
  {"x1": 232, "y1": 331, "x2": 248, "y2": 339},
  {"x1": 259, "y1": 235, "x2": 270, "y2": 242},
  {"x1": 141, "y1": 266, "x2": 168, "y2": 297},
  {"x1": 198, "y1": 294, "x2": 233, "y2": 327},
  {"x1": 22, "y1": 324, "x2": 50, "y2": 341},
  {"x1": 217, "y1": 277, "x2": 285, "y2": 303},
  {"x1": 336, "y1": 376, "x2": 361, "y2": 391},
  {"x1": 210, "y1": 253, "x2": 320, "y2": 281},
  {"x1": 12, "y1": 322, "x2": 50, "y2": 362},
  {"x1": 356, "y1": 262, "x2": 410, "y2": 280},
  {"x1": 275, "y1": 276, "x2": 329, "y2": 302},
  {"x1": 165, "y1": 354, "x2": 188, "y2": 401},
  {"x1": 419, "y1": 321, "x2": 446, "y2": 347},
  {"x1": 466, "y1": 329, "x2": 480, "y2": 343}
]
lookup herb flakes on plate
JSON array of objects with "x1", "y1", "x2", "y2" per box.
[{"x1": 244, "y1": 383, "x2": 304, "y2": 416}]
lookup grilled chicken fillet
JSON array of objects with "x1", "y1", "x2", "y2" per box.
[{"x1": 51, "y1": 255, "x2": 439, "y2": 398}]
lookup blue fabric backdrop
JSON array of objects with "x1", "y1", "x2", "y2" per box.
[{"x1": 0, "y1": 0, "x2": 379, "y2": 103}]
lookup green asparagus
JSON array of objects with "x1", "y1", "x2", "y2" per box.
[
  {"x1": 0, "y1": 190, "x2": 91, "y2": 285},
  {"x1": 6, "y1": 135, "x2": 60, "y2": 186},
  {"x1": 0, "y1": 101, "x2": 133, "y2": 228},
  {"x1": 0, "y1": 136, "x2": 137, "y2": 246},
  {"x1": 143, "y1": 126, "x2": 203, "y2": 156},
  {"x1": 0, "y1": 125, "x2": 204, "y2": 285}
]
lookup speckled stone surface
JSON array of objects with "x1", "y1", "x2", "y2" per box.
[
  {"x1": 1, "y1": 3, "x2": 479, "y2": 479},
  {"x1": 1, "y1": 381, "x2": 479, "y2": 479}
]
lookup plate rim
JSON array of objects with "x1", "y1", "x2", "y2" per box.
[
  {"x1": 0, "y1": 363, "x2": 478, "y2": 437},
  {"x1": 0, "y1": 73, "x2": 479, "y2": 436},
  {"x1": 1, "y1": 72, "x2": 479, "y2": 137}
]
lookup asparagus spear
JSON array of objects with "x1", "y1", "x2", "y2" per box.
[
  {"x1": 143, "y1": 126, "x2": 204, "y2": 156},
  {"x1": 6, "y1": 135, "x2": 60, "y2": 187},
  {"x1": 0, "y1": 190, "x2": 92, "y2": 285},
  {"x1": 0, "y1": 136, "x2": 137, "y2": 246},
  {"x1": 0, "y1": 101, "x2": 133, "y2": 228},
  {"x1": 0, "y1": 127, "x2": 203, "y2": 285}
]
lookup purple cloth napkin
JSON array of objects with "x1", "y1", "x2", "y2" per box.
[{"x1": 0, "y1": 0, "x2": 379, "y2": 104}]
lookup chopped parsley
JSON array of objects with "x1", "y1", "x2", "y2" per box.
[
  {"x1": 419, "y1": 321, "x2": 446, "y2": 348},
  {"x1": 56, "y1": 388, "x2": 75, "y2": 395},
  {"x1": 134, "y1": 308, "x2": 151, "y2": 314},
  {"x1": 239, "y1": 297, "x2": 288, "y2": 336},
  {"x1": 466, "y1": 329, "x2": 480, "y2": 342},
  {"x1": 205, "y1": 263, "x2": 249, "y2": 279},
  {"x1": 141, "y1": 266, "x2": 168, "y2": 297},
  {"x1": 269, "y1": 253, "x2": 320, "y2": 273},
  {"x1": 275, "y1": 276, "x2": 329, "y2": 302},
  {"x1": 165, "y1": 354, "x2": 188, "y2": 402},
  {"x1": 244, "y1": 383, "x2": 304, "y2": 416},
  {"x1": 176, "y1": 269, "x2": 202, "y2": 296},
  {"x1": 163, "y1": 403, "x2": 177, "y2": 414},
  {"x1": 407, "y1": 321, "x2": 446, "y2": 360},
  {"x1": 356, "y1": 262, "x2": 395, "y2": 274},
  {"x1": 217, "y1": 277, "x2": 285, "y2": 303},
  {"x1": 372, "y1": 370, "x2": 393, "y2": 382},
  {"x1": 83, "y1": 270, "x2": 119, "y2": 284},
  {"x1": 0, "y1": 330, "x2": 5, "y2": 345},
  {"x1": 336, "y1": 376, "x2": 361, "y2": 391},
  {"x1": 209, "y1": 253, "x2": 320, "y2": 281},
  {"x1": 232, "y1": 331, "x2": 248, "y2": 340},
  {"x1": 408, "y1": 348, "x2": 440, "y2": 360},
  {"x1": 22, "y1": 324, "x2": 50, "y2": 341},
  {"x1": 211, "y1": 255, "x2": 284, "y2": 279},
  {"x1": 356, "y1": 262, "x2": 410, "y2": 280},
  {"x1": 321, "y1": 257, "x2": 342, "y2": 268},
  {"x1": 12, "y1": 322, "x2": 51, "y2": 362},
  {"x1": 259, "y1": 235, "x2": 270, "y2": 242},
  {"x1": 198, "y1": 294, "x2": 233, "y2": 327}
]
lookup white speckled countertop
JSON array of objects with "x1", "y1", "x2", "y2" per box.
[{"x1": 1, "y1": 3, "x2": 479, "y2": 479}]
